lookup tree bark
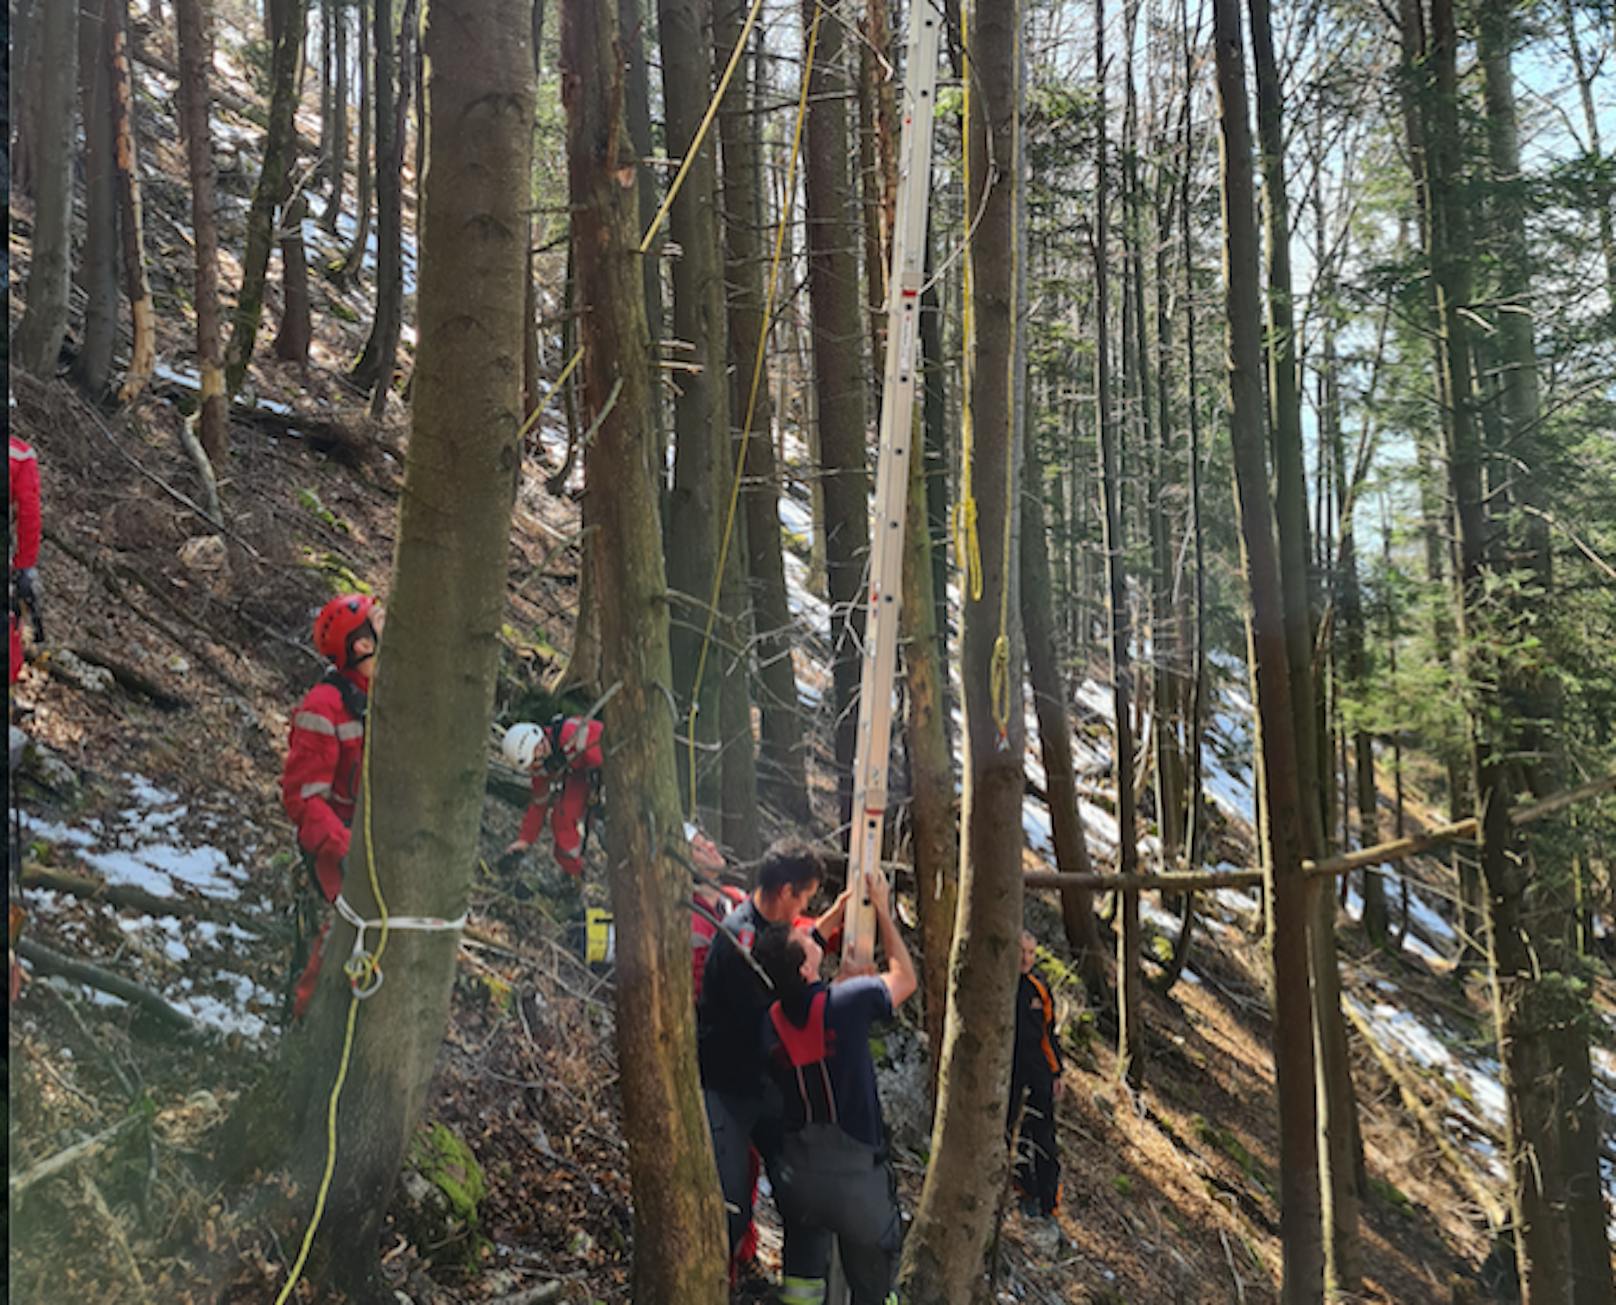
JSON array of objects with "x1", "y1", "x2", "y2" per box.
[
  {"x1": 281, "y1": 1, "x2": 534, "y2": 1292},
  {"x1": 897, "y1": 3, "x2": 1023, "y2": 1295},
  {"x1": 223, "y1": 0, "x2": 308, "y2": 399},
  {"x1": 619, "y1": 0, "x2": 665, "y2": 496},
  {"x1": 1211, "y1": 1, "x2": 1325, "y2": 1298},
  {"x1": 321, "y1": 0, "x2": 348, "y2": 233},
  {"x1": 274, "y1": 174, "x2": 313, "y2": 363},
  {"x1": 659, "y1": 0, "x2": 739, "y2": 827},
  {"x1": 1246, "y1": 0, "x2": 1362, "y2": 1289},
  {"x1": 15, "y1": 0, "x2": 78, "y2": 379},
  {"x1": 73, "y1": 0, "x2": 120, "y2": 400},
  {"x1": 109, "y1": 0, "x2": 156, "y2": 403},
  {"x1": 1094, "y1": 0, "x2": 1144, "y2": 1089},
  {"x1": 1023, "y1": 425, "x2": 1109, "y2": 1001},
  {"x1": 1403, "y1": 1, "x2": 1575, "y2": 1298},
  {"x1": 1477, "y1": 8, "x2": 1612, "y2": 1299},
  {"x1": 716, "y1": 0, "x2": 810, "y2": 823},
  {"x1": 802, "y1": 0, "x2": 871, "y2": 823},
  {"x1": 351, "y1": 0, "x2": 407, "y2": 411},
  {"x1": 561, "y1": 0, "x2": 731, "y2": 1294},
  {"x1": 340, "y1": 0, "x2": 373, "y2": 278},
  {"x1": 174, "y1": 0, "x2": 228, "y2": 462}
]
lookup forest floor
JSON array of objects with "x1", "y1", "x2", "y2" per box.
[{"x1": 8, "y1": 12, "x2": 1614, "y2": 1304}]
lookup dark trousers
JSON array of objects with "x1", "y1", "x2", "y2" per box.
[
  {"x1": 703, "y1": 1085, "x2": 783, "y2": 1255},
  {"x1": 776, "y1": 1124, "x2": 902, "y2": 1305},
  {"x1": 1007, "y1": 1070, "x2": 1060, "y2": 1215}
]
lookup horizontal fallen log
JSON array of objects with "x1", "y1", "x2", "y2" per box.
[
  {"x1": 66, "y1": 643, "x2": 189, "y2": 709},
  {"x1": 9, "y1": 1114, "x2": 145, "y2": 1198},
  {"x1": 16, "y1": 937, "x2": 198, "y2": 1033},
  {"x1": 20, "y1": 860, "x2": 260, "y2": 931}
]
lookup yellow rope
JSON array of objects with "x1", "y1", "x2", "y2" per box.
[
  {"x1": 685, "y1": 3, "x2": 823, "y2": 815},
  {"x1": 516, "y1": 345, "x2": 585, "y2": 446},
  {"x1": 989, "y1": 0, "x2": 1020, "y2": 740},
  {"x1": 274, "y1": 680, "x2": 391, "y2": 1304},
  {"x1": 638, "y1": 0, "x2": 767, "y2": 255}
]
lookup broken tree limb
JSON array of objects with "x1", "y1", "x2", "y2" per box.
[
  {"x1": 66, "y1": 643, "x2": 189, "y2": 709},
  {"x1": 19, "y1": 860, "x2": 260, "y2": 931},
  {"x1": 1025, "y1": 774, "x2": 1616, "y2": 892},
  {"x1": 15, "y1": 937, "x2": 198, "y2": 1033},
  {"x1": 1343, "y1": 1000, "x2": 1506, "y2": 1230},
  {"x1": 1024, "y1": 867, "x2": 1264, "y2": 892},
  {"x1": 9, "y1": 1113, "x2": 145, "y2": 1198}
]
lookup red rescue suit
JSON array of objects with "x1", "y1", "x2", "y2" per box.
[
  {"x1": 10, "y1": 437, "x2": 42, "y2": 684},
  {"x1": 279, "y1": 668, "x2": 368, "y2": 1018},
  {"x1": 518, "y1": 717, "x2": 604, "y2": 877}
]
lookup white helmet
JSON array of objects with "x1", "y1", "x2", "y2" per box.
[{"x1": 502, "y1": 723, "x2": 551, "y2": 771}]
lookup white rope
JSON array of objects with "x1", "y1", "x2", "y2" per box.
[{"x1": 333, "y1": 893, "x2": 468, "y2": 1000}]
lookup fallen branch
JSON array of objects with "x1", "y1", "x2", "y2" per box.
[
  {"x1": 9, "y1": 1113, "x2": 144, "y2": 1198},
  {"x1": 1026, "y1": 774, "x2": 1616, "y2": 892},
  {"x1": 79, "y1": 1171, "x2": 155, "y2": 1304},
  {"x1": 176, "y1": 415, "x2": 223, "y2": 524},
  {"x1": 1343, "y1": 1000, "x2": 1506, "y2": 1230},
  {"x1": 15, "y1": 937, "x2": 198, "y2": 1033},
  {"x1": 20, "y1": 860, "x2": 258, "y2": 930},
  {"x1": 66, "y1": 643, "x2": 189, "y2": 709}
]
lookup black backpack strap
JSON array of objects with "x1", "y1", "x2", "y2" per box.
[{"x1": 322, "y1": 669, "x2": 369, "y2": 726}]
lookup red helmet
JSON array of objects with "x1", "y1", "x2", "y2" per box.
[{"x1": 313, "y1": 594, "x2": 379, "y2": 669}]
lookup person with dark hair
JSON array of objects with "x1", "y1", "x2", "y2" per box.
[
  {"x1": 754, "y1": 868, "x2": 916, "y2": 1305},
  {"x1": 696, "y1": 838, "x2": 849, "y2": 1276},
  {"x1": 1007, "y1": 929, "x2": 1063, "y2": 1220}
]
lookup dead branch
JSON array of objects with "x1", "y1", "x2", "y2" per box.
[
  {"x1": 66, "y1": 643, "x2": 189, "y2": 709},
  {"x1": 79, "y1": 1172, "x2": 155, "y2": 1304},
  {"x1": 15, "y1": 938, "x2": 199, "y2": 1034},
  {"x1": 177, "y1": 415, "x2": 223, "y2": 523},
  {"x1": 20, "y1": 860, "x2": 258, "y2": 930},
  {"x1": 9, "y1": 1114, "x2": 144, "y2": 1198}
]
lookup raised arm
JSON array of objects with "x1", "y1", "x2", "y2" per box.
[{"x1": 865, "y1": 871, "x2": 916, "y2": 1007}]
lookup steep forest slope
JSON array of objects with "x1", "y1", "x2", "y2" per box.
[{"x1": 8, "y1": 9, "x2": 1613, "y2": 1305}]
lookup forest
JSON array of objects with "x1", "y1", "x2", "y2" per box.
[{"x1": 6, "y1": 0, "x2": 1615, "y2": 1302}]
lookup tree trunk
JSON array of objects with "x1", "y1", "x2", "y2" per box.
[
  {"x1": 282, "y1": 2, "x2": 533, "y2": 1291},
  {"x1": 340, "y1": 0, "x2": 373, "y2": 277},
  {"x1": 1404, "y1": 1, "x2": 1575, "y2": 1297},
  {"x1": 174, "y1": 0, "x2": 228, "y2": 462},
  {"x1": 716, "y1": 0, "x2": 810, "y2": 823},
  {"x1": 619, "y1": 0, "x2": 665, "y2": 495},
  {"x1": 1245, "y1": 0, "x2": 1362, "y2": 1288},
  {"x1": 15, "y1": 0, "x2": 78, "y2": 379},
  {"x1": 1024, "y1": 421, "x2": 1110, "y2": 1001},
  {"x1": 1211, "y1": 2, "x2": 1325, "y2": 1298},
  {"x1": 1095, "y1": 0, "x2": 1144, "y2": 1089},
  {"x1": 1477, "y1": 8, "x2": 1613, "y2": 1299},
  {"x1": 109, "y1": 0, "x2": 156, "y2": 403},
  {"x1": 274, "y1": 167, "x2": 313, "y2": 363},
  {"x1": 73, "y1": 0, "x2": 121, "y2": 400},
  {"x1": 802, "y1": 0, "x2": 871, "y2": 823},
  {"x1": 904, "y1": 211, "x2": 958, "y2": 1102},
  {"x1": 223, "y1": 0, "x2": 308, "y2": 399},
  {"x1": 897, "y1": 4, "x2": 1024, "y2": 1296},
  {"x1": 351, "y1": 0, "x2": 406, "y2": 411},
  {"x1": 321, "y1": 0, "x2": 347, "y2": 233},
  {"x1": 858, "y1": 0, "x2": 898, "y2": 380},
  {"x1": 561, "y1": 0, "x2": 731, "y2": 1294},
  {"x1": 13, "y1": 0, "x2": 41, "y2": 200},
  {"x1": 659, "y1": 0, "x2": 737, "y2": 827},
  {"x1": 1559, "y1": 0, "x2": 1616, "y2": 299}
]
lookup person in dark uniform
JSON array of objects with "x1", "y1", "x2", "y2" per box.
[
  {"x1": 696, "y1": 839, "x2": 849, "y2": 1264},
  {"x1": 1008, "y1": 929, "x2": 1063, "y2": 1219},
  {"x1": 754, "y1": 869, "x2": 916, "y2": 1305}
]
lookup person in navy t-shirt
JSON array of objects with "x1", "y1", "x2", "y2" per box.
[{"x1": 755, "y1": 869, "x2": 917, "y2": 1305}]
